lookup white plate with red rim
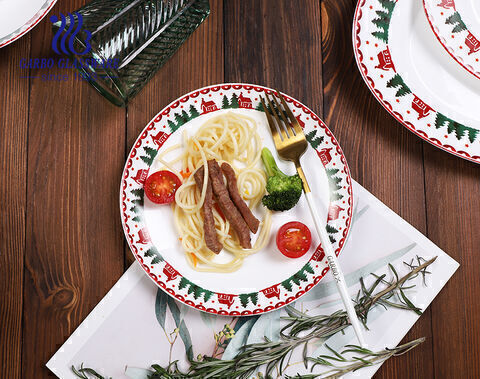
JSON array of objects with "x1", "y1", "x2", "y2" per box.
[
  {"x1": 423, "y1": 0, "x2": 480, "y2": 80},
  {"x1": 354, "y1": 0, "x2": 480, "y2": 164},
  {"x1": 120, "y1": 83, "x2": 353, "y2": 316},
  {"x1": 0, "y1": 0, "x2": 57, "y2": 48}
]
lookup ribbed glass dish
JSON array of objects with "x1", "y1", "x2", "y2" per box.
[{"x1": 52, "y1": 0, "x2": 210, "y2": 106}]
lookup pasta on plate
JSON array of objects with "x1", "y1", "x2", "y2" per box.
[{"x1": 155, "y1": 112, "x2": 272, "y2": 273}]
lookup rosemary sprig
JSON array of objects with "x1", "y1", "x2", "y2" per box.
[
  {"x1": 72, "y1": 256, "x2": 436, "y2": 379},
  {"x1": 71, "y1": 364, "x2": 111, "y2": 379},
  {"x1": 286, "y1": 337, "x2": 425, "y2": 378}
]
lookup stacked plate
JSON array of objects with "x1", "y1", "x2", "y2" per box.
[
  {"x1": 354, "y1": 0, "x2": 480, "y2": 163},
  {"x1": 0, "y1": 0, "x2": 57, "y2": 48}
]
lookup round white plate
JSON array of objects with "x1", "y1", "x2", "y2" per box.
[
  {"x1": 120, "y1": 84, "x2": 353, "y2": 316},
  {"x1": 354, "y1": 0, "x2": 480, "y2": 163},
  {"x1": 424, "y1": 0, "x2": 480, "y2": 80},
  {"x1": 0, "y1": 0, "x2": 57, "y2": 48}
]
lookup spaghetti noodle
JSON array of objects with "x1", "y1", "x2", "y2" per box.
[{"x1": 156, "y1": 112, "x2": 272, "y2": 273}]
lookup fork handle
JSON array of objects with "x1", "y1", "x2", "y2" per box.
[{"x1": 304, "y1": 190, "x2": 367, "y2": 348}]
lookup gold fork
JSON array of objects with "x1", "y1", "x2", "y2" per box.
[{"x1": 260, "y1": 90, "x2": 367, "y2": 347}]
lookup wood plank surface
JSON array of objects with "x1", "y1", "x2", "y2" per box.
[
  {"x1": 424, "y1": 146, "x2": 480, "y2": 378},
  {"x1": 320, "y1": 1, "x2": 433, "y2": 378},
  {"x1": 224, "y1": 0, "x2": 323, "y2": 115},
  {"x1": 0, "y1": 36, "x2": 30, "y2": 379},
  {"x1": 125, "y1": 0, "x2": 224, "y2": 266},
  {"x1": 0, "y1": 0, "x2": 478, "y2": 377},
  {"x1": 21, "y1": 1, "x2": 126, "y2": 377}
]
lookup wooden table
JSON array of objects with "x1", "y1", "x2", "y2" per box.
[{"x1": 1, "y1": 0, "x2": 479, "y2": 377}]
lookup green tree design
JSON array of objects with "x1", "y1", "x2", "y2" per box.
[
  {"x1": 181, "y1": 110, "x2": 189, "y2": 122},
  {"x1": 371, "y1": 0, "x2": 396, "y2": 43},
  {"x1": 326, "y1": 168, "x2": 342, "y2": 193},
  {"x1": 168, "y1": 119, "x2": 178, "y2": 133},
  {"x1": 239, "y1": 292, "x2": 258, "y2": 308},
  {"x1": 178, "y1": 277, "x2": 213, "y2": 301},
  {"x1": 174, "y1": 112, "x2": 186, "y2": 127},
  {"x1": 326, "y1": 224, "x2": 339, "y2": 234},
  {"x1": 255, "y1": 102, "x2": 265, "y2": 112},
  {"x1": 131, "y1": 188, "x2": 144, "y2": 200},
  {"x1": 435, "y1": 112, "x2": 479, "y2": 143},
  {"x1": 230, "y1": 93, "x2": 239, "y2": 108},
  {"x1": 372, "y1": 29, "x2": 388, "y2": 43},
  {"x1": 330, "y1": 192, "x2": 343, "y2": 201},
  {"x1": 305, "y1": 130, "x2": 324, "y2": 149},
  {"x1": 379, "y1": 0, "x2": 395, "y2": 12},
  {"x1": 386, "y1": 74, "x2": 412, "y2": 97},
  {"x1": 325, "y1": 168, "x2": 344, "y2": 202},
  {"x1": 446, "y1": 12, "x2": 467, "y2": 33},
  {"x1": 130, "y1": 205, "x2": 140, "y2": 214},
  {"x1": 468, "y1": 129, "x2": 479, "y2": 143},
  {"x1": 281, "y1": 263, "x2": 314, "y2": 291},
  {"x1": 375, "y1": 10, "x2": 389, "y2": 22},
  {"x1": 222, "y1": 95, "x2": 230, "y2": 109},
  {"x1": 140, "y1": 146, "x2": 157, "y2": 166},
  {"x1": 179, "y1": 277, "x2": 191, "y2": 290},
  {"x1": 144, "y1": 247, "x2": 164, "y2": 264},
  {"x1": 189, "y1": 104, "x2": 200, "y2": 119},
  {"x1": 131, "y1": 198, "x2": 143, "y2": 206},
  {"x1": 435, "y1": 113, "x2": 449, "y2": 128},
  {"x1": 329, "y1": 176, "x2": 342, "y2": 193},
  {"x1": 130, "y1": 188, "x2": 144, "y2": 208}
]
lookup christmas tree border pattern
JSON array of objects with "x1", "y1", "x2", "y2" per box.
[
  {"x1": 239, "y1": 292, "x2": 259, "y2": 308},
  {"x1": 178, "y1": 277, "x2": 214, "y2": 302},
  {"x1": 255, "y1": 101, "x2": 265, "y2": 112},
  {"x1": 370, "y1": 0, "x2": 480, "y2": 144},
  {"x1": 371, "y1": 0, "x2": 396, "y2": 43},
  {"x1": 445, "y1": 12, "x2": 467, "y2": 34},
  {"x1": 168, "y1": 104, "x2": 201, "y2": 133},
  {"x1": 326, "y1": 168, "x2": 344, "y2": 202},
  {"x1": 281, "y1": 263, "x2": 314, "y2": 292},
  {"x1": 144, "y1": 246, "x2": 164, "y2": 264},
  {"x1": 435, "y1": 113, "x2": 479, "y2": 143},
  {"x1": 230, "y1": 93, "x2": 240, "y2": 108},
  {"x1": 222, "y1": 94, "x2": 230, "y2": 109},
  {"x1": 325, "y1": 168, "x2": 343, "y2": 244},
  {"x1": 386, "y1": 73, "x2": 412, "y2": 97},
  {"x1": 221, "y1": 93, "x2": 244, "y2": 109},
  {"x1": 305, "y1": 129, "x2": 324, "y2": 149},
  {"x1": 129, "y1": 188, "x2": 144, "y2": 221},
  {"x1": 140, "y1": 146, "x2": 157, "y2": 166}
]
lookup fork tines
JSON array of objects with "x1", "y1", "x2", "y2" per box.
[{"x1": 260, "y1": 90, "x2": 304, "y2": 143}]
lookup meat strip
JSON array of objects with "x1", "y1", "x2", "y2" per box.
[
  {"x1": 207, "y1": 160, "x2": 252, "y2": 249},
  {"x1": 221, "y1": 162, "x2": 260, "y2": 234},
  {"x1": 194, "y1": 166, "x2": 222, "y2": 254}
]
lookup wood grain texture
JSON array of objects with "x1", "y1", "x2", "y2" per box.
[
  {"x1": 424, "y1": 145, "x2": 480, "y2": 378},
  {"x1": 125, "y1": 0, "x2": 224, "y2": 266},
  {"x1": 224, "y1": 0, "x2": 323, "y2": 116},
  {"x1": 0, "y1": 36, "x2": 30, "y2": 379},
  {"x1": 320, "y1": 1, "x2": 433, "y2": 378},
  {"x1": 21, "y1": 1, "x2": 125, "y2": 377},
  {"x1": 0, "y1": 0, "x2": 478, "y2": 377}
]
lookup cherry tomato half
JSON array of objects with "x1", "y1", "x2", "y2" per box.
[
  {"x1": 144, "y1": 170, "x2": 182, "y2": 204},
  {"x1": 276, "y1": 221, "x2": 312, "y2": 258}
]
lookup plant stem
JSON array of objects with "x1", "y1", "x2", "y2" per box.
[{"x1": 365, "y1": 257, "x2": 437, "y2": 310}]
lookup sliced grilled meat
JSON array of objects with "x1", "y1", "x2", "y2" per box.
[
  {"x1": 221, "y1": 162, "x2": 260, "y2": 233},
  {"x1": 207, "y1": 159, "x2": 252, "y2": 249},
  {"x1": 194, "y1": 166, "x2": 222, "y2": 254}
]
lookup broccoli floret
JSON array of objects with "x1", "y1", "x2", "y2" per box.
[{"x1": 261, "y1": 148, "x2": 303, "y2": 211}]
